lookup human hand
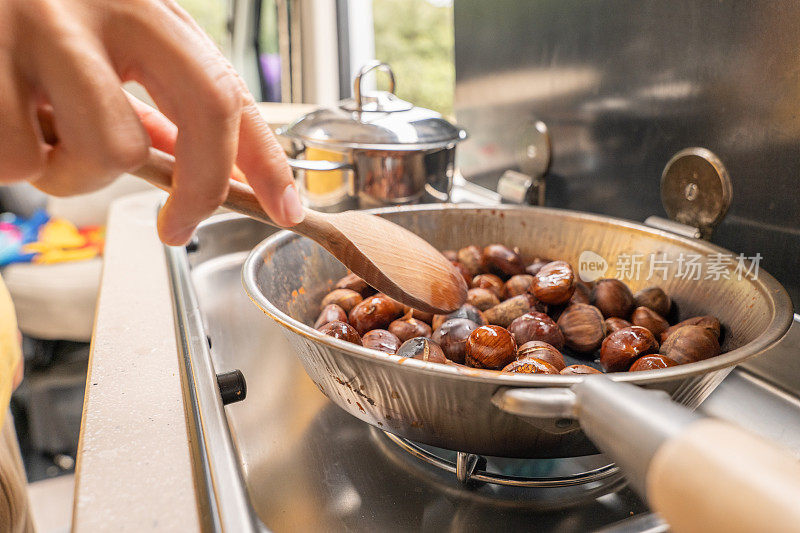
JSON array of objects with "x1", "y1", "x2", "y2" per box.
[{"x1": 1, "y1": 0, "x2": 304, "y2": 244}]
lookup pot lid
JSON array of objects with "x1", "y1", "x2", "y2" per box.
[{"x1": 281, "y1": 62, "x2": 467, "y2": 150}]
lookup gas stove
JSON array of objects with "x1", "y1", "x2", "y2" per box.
[{"x1": 170, "y1": 211, "x2": 800, "y2": 533}]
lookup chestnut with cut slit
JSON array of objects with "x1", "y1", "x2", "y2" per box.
[
  {"x1": 465, "y1": 325, "x2": 517, "y2": 369},
  {"x1": 516, "y1": 341, "x2": 565, "y2": 370},
  {"x1": 502, "y1": 357, "x2": 560, "y2": 374},
  {"x1": 600, "y1": 326, "x2": 659, "y2": 372},
  {"x1": 362, "y1": 329, "x2": 401, "y2": 354},
  {"x1": 388, "y1": 313, "x2": 433, "y2": 342},
  {"x1": 505, "y1": 274, "x2": 535, "y2": 297},
  {"x1": 457, "y1": 245, "x2": 487, "y2": 277},
  {"x1": 471, "y1": 273, "x2": 506, "y2": 299},
  {"x1": 396, "y1": 337, "x2": 447, "y2": 363},
  {"x1": 349, "y1": 294, "x2": 403, "y2": 335},
  {"x1": 322, "y1": 288, "x2": 363, "y2": 313},
  {"x1": 467, "y1": 288, "x2": 501, "y2": 311},
  {"x1": 532, "y1": 261, "x2": 576, "y2": 305}
]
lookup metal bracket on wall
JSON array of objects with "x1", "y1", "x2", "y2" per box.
[{"x1": 649, "y1": 147, "x2": 732, "y2": 240}]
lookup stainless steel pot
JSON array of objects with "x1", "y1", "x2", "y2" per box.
[
  {"x1": 278, "y1": 62, "x2": 466, "y2": 208},
  {"x1": 242, "y1": 205, "x2": 793, "y2": 458}
]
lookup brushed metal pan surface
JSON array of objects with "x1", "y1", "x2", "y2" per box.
[{"x1": 243, "y1": 204, "x2": 792, "y2": 458}]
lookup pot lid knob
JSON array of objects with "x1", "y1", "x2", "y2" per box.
[
  {"x1": 341, "y1": 61, "x2": 414, "y2": 113},
  {"x1": 660, "y1": 147, "x2": 732, "y2": 238}
]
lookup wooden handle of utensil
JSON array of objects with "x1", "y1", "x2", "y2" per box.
[
  {"x1": 647, "y1": 419, "x2": 800, "y2": 533},
  {"x1": 135, "y1": 147, "x2": 279, "y2": 227}
]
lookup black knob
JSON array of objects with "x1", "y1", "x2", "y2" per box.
[
  {"x1": 217, "y1": 369, "x2": 247, "y2": 405},
  {"x1": 185, "y1": 235, "x2": 200, "y2": 253}
]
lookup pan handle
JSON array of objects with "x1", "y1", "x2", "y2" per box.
[
  {"x1": 495, "y1": 377, "x2": 800, "y2": 533},
  {"x1": 286, "y1": 158, "x2": 354, "y2": 172}
]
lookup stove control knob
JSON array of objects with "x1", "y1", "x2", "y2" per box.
[{"x1": 216, "y1": 369, "x2": 247, "y2": 405}]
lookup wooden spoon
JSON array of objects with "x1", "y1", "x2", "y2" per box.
[{"x1": 138, "y1": 148, "x2": 467, "y2": 314}]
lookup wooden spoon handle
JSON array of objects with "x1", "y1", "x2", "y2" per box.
[
  {"x1": 136, "y1": 148, "x2": 279, "y2": 227},
  {"x1": 647, "y1": 419, "x2": 800, "y2": 533}
]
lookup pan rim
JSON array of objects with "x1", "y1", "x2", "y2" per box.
[{"x1": 242, "y1": 203, "x2": 794, "y2": 388}]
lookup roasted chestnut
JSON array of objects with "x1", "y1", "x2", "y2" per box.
[
  {"x1": 348, "y1": 295, "x2": 403, "y2": 335},
  {"x1": 318, "y1": 321, "x2": 362, "y2": 345},
  {"x1": 591, "y1": 279, "x2": 635, "y2": 319},
  {"x1": 314, "y1": 304, "x2": 348, "y2": 330},
  {"x1": 629, "y1": 355, "x2": 679, "y2": 372},
  {"x1": 599, "y1": 326, "x2": 659, "y2": 372},
  {"x1": 457, "y1": 245, "x2": 488, "y2": 277},
  {"x1": 471, "y1": 273, "x2": 506, "y2": 299},
  {"x1": 532, "y1": 261, "x2": 576, "y2": 305},
  {"x1": 631, "y1": 306, "x2": 669, "y2": 338},
  {"x1": 442, "y1": 250, "x2": 458, "y2": 262},
  {"x1": 465, "y1": 325, "x2": 517, "y2": 369},
  {"x1": 432, "y1": 304, "x2": 488, "y2": 331},
  {"x1": 525, "y1": 259, "x2": 550, "y2": 276},
  {"x1": 659, "y1": 325, "x2": 720, "y2": 364},
  {"x1": 661, "y1": 315, "x2": 721, "y2": 343},
  {"x1": 505, "y1": 274, "x2": 535, "y2": 297},
  {"x1": 431, "y1": 318, "x2": 480, "y2": 363},
  {"x1": 334, "y1": 273, "x2": 374, "y2": 297},
  {"x1": 484, "y1": 294, "x2": 538, "y2": 328},
  {"x1": 556, "y1": 303, "x2": 607, "y2": 354},
  {"x1": 362, "y1": 329, "x2": 401, "y2": 354},
  {"x1": 633, "y1": 286, "x2": 671, "y2": 318},
  {"x1": 388, "y1": 313, "x2": 433, "y2": 342},
  {"x1": 396, "y1": 337, "x2": 448, "y2": 363},
  {"x1": 466, "y1": 288, "x2": 501, "y2": 311},
  {"x1": 516, "y1": 341, "x2": 565, "y2": 370},
  {"x1": 571, "y1": 281, "x2": 592, "y2": 305},
  {"x1": 483, "y1": 244, "x2": 526, "y2": 277},
  {"x1": 376, "y1": 293, "x2": 406, "y2": 316},
  {"x1": 321, "y1": 288, "x2": 363, "y2": 313},
  {"x1": 402, "y1": 305, "x2": 434, "y2": 324},
  {"x1": 604, "y1": 317, "x2": 633, "y2": 334},
  {"x1": 502, "y1": 357, "x2": 560, "y2": 374},
  {"x1": 507, "y1": 312, "x2": 565, "y2": 349},
  {"x1": 450, "y1": 261, "x2": 473, "y2": 285},
  {"x1": 560, "y1": 364, "x2": 602, "y2": 375}
]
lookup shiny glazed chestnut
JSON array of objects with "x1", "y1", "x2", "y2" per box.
[
  {"x1": 556, "y1": 303, "x2": 607, "y2": 354},
  {"x1": 659, "y1": 325, "x2": 721, "y2": 364},
  {"x1": 318, "y1": 321, "x2": 362, "y2": 345},
  {"x1": 465, "y1": 325, "x2": 517, "y2": 369},
  {"x1": 466, "y1": 288, "x2": 501, "y2": 311},
  {"x1": 471, "y1": 273, "x2": 506, "y2": 299},
  {"x1": 661, "y1": 315, "x2": 721, "y2": 343},
  {"x1": 502, "y1": 357, "x2": 560, "y2": 374},
  {"x1": 516, "y1": 341, "x2": 565, "y2": 370},
  {"x1": 599, "y1": 326, "x2": 659, "y2": 372},
  {"x1": 560, "y1": 365, "x2": 602, "y2": 375},
  {"x1": 396, "y1": 337, "x2": 447, "y2": 363},
  {"x1": 634, "y1": 286, "x2": 671, "y2": 318},
  {"x1": 334, "y1": 273, "x2": 374, "y2": 297},
  {"x1": 483, "y1": 244, "x2": 526, "y2": 277},
  {"x1": 629, "y1": 355, "x2": 679, "y2": 372},
  {"x1": 531, "y1": 261, "x2": 576, "y2": 305},
  {"x1": 631, "y1": 306, "x2": 670, "y2": 338},
  {"x1": 591, "y1": 279, "x2": 635, "y2": 319},
  {"x1": 348, "y1": 295, "x2": 403, "y2": 335},
  {"x1": 507, "y1": 312, "x2": 565, "y2": 350},
  {"x1": 505, "y1": 274, "x2": 535, "y2": 297},
  {"x1": 604, "y1": 317, "x2": 633, "y2": 334},
  {"x1": 314, "y1": 304, "x2": 348, "y2": 330},
  {"x1": 388, "y1": 314, "x2": 433, "y2": 342},
  {"x1": 432, "y1": 318, "x2": 480, "y2": 364},
  {"x1": 361, "y1": 329, "x2": 401, "y2": 354},
  {"x1": 457, "y1": 245, "x2": 488, "y2": 277},
  {"x1": 432, "y1": 304, "x2": 487, "y2": 331},
  {"x1": 321, "y1": 288, "x2": 363, "y2": 313}
]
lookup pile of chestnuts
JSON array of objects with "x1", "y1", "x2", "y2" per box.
[{"x1": 312, "y1": 244, "x2": 723, "y2": 375}]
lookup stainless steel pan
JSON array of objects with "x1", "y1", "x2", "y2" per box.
[{"x1": 242, "y1": 204, "x2": 793, "y2": 458}]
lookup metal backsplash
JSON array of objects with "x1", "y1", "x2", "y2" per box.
[{"x1": 454, "y1": 1, "x2": 800, "y2": 308}]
